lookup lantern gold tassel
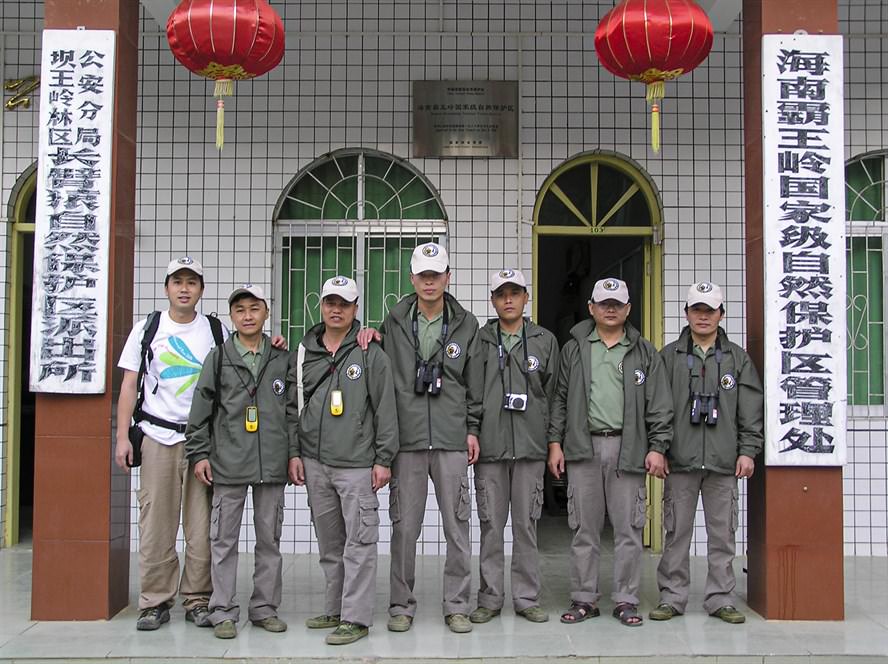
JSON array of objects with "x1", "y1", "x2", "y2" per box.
[
  {"x1": 213, "y1": 79, "x2": 233, "y2": 150},
  {"x1": 646, "y1": 80, "x2": 665, "y2": 153}
]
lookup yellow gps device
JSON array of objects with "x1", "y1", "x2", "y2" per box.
[
  {"x1": 330, "y1": 390, "x2": 344, "y2": 416},
  {"x1": 245, "y1": 406, "x2": 259, "y2": 432}
]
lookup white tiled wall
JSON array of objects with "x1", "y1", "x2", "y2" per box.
[{"x1": 0, "y1": 0, "x2": 886, "y2": 558}]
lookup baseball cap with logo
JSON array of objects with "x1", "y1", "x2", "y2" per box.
[
  {"x1": 590, "y1": 277, "x2": 630, "y2": 304},
  {"x1": 410, "y1": 242, "x2": 449, "y2": 274},
  {"x1": 489, "y1": 268, "x2": 527, "y2": 292},
  {"x1": 321, "y1": 275, "x2": 359, "y2": 303},
  {"x1": 228, "y1": 284, "x2": 267, "y2": 306},
  {"x1": 165, "y1": 256, "x2": 204, "y2": 277},
  {"x1": 686, "y1": 281, "x2": 724, "y2": 310}
]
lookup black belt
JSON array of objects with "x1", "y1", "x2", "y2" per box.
[
  {"x1": 136, "y1": 410, "x2": 187, "y2": 434},
  {"x1": 590, "y1": 429, "x2": 622, "y2": 437}
]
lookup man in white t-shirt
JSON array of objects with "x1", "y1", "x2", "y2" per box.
[{"x1": 115, "y1": 257, "x2": 228, "y2": 631}]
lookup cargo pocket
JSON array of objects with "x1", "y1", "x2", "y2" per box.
[
  {"x1": 663, "y1": 494, "x2": 676, "y2": 534},
  {"x1": 530, "y1": 477, "x2": 544, "y2": 521},
  {"x1": 274, "y1": 496, "x2": 284, "y2": 543},
  {"x1": 730, "y1": 484, "x2": 739, "y2": 534},
  {"x1": 632, "y1": 486, "x2": 648, "y2": 529},
  {"x1": 388, "y1": 478, "x2": 401, "y2": 524},
  {"x1": 358, "y1": 494, "x2": 381, "y2": 544},
  {"x1": 566, "y1": 484, "x2": 578, "y2": 531},
  {"x1": 456, "y1": 476, "x2": 471, "y2": 522},
  {"x1": 209, "y1": 493, "x2": 223, "y2": 542},
  {"x1": 475, "y1": 478, "x2": 491, "y2": 523}
]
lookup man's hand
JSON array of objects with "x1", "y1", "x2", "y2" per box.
[
  {"x1": 645, "y1": 450, "x2": 669, "y2": 479},
  {"x1": 356, "y1": 327, "x2": 382, "y2": 350},
  {"x1": 194, "y1": 459, "x2": 213, "y2": 486},
  {"x1": 288, "y1": 457, "x2": 305, "y2": 485},
  {"x1": 547, "y1": 442, "x2": 565, "y2": 479},
  {"x1": 467, "y1": 434, "x2": 480, "y2": 465},
  {"x1": 372, "y1": 464, "x2": 391, "y2": 492},
  {"x1": 114, "y1": 436, "x2": 133, "y2": 472},
  {"x1": 271, "y1": 335, "x2": 288, "y2": 350},
  {"x1": 735, "y1": 455, "x2": 755, "y2": 479}
]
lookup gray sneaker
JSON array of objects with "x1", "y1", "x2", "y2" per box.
[
  {"x1": 251, "y1": 615, "x2": 288, "y2": 632},
  {"x1": 136, "y1": 606, "x2": 170, "y2": 631},
  {"x1": 213, "y1": 619, "x2": 237, "y2": 639},
  {"x1": 325, "y1": 621, "x2": 369, "y2": 645},
  {"x1": 445, "y1": 613, "x2": 473, "y2": 633},
  {"x1": 387, "y1": 614, "x2": 413, "y2": 632},
  {"x1": 185, "y1": 605, "x2": 212, "y2": 627},
  {"x1": 469, "y1": 606, "x2": 501, "y2": 623}
]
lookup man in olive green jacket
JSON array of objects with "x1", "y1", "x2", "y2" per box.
[
  {"x1": 360, "y1": 242, "x2": 483, "y2": 634},
  {"x1": 649, "y1": 282, "x2": 763, "y2": 625},
  {"x1": 548, "y1": 278, "x2": 672, "y2": 627},
  {"x1": 468, "y1": 269, "x2": 559, "y2": 626},
  {"x1": 186, "y1": 285, "x2": 298, "y2": 640},
  {"x1": 289, "y1": 276, "x2": 398, "y2": 646}
]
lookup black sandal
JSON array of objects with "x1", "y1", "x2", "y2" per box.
[
  {"x1": 559, "y1": 601, "x2": 600, "y2": 624},
  {"x1": 613, "y1": 602, "x2": 643, "y2": 627}
]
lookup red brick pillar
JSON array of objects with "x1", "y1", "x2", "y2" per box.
[
  {"x1": 743, "y1": 0, "x2": 844, "y2": 620},
  {"x1": 31, "y1": 0, "x2": 138, "y2": 620}
]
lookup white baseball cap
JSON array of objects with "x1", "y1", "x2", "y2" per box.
[
  {"x1": 321, "y1": 275, "x2": 359, "y2": 302},
  {"x1": 590, "y1": 278, "x2": 630, "y2": 304},
  {"x1": 228, "y1": 283, "x2": 267, "y2": 306},
  {"x1": 166, "y1": 256, "x2": 203, "y2": 277},
  {"x1": 490, "y1": 268, "x2": 527, "y2": 292},
  {"x1": 410, "y1": 242, "x2": 449, "y2": 274},
  {"x1": 686, "y1": 281, "x2": 724, "y2": 309}
]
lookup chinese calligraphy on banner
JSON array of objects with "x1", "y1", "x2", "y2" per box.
[
  {"x1": 762, "y1": 34, "x2": 846, "y2": 466},
  {"x1": 30, "y1": 30, "x2": 116, "y2": 393}
]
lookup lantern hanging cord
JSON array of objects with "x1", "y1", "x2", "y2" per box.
[
  {"x1": 646, "y1": 81, "x2": 665, "y2": 153},
  {"x1": 214, "y1": 79, "x2": 233, "y2": 150}
]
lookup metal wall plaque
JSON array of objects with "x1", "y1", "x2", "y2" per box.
[{"x1": 413, "y1": 80, "x2": 518, "y2": 158}]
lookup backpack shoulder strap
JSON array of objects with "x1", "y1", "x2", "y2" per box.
[
  {"x1": 296, "y1": 342, "x2": 306, "y2": 413},
  {"x1": 133, "y1": 311, "x2": 161, "y2": 422},
  {"x1": 206, "y1": 313, "x2": 224, "y2": 347}
]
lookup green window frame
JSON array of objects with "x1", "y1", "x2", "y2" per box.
[
  {"x1": 273, "y1": 149, "x2": 448, "y2": 345},
  {"x1": 845, "y1": 153, "x2": 887, "y2": 407}
]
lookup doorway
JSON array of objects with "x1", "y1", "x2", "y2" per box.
[
  {"x1": 4, "y1": 164, "x2": 36, "y2": 548},
  {"x1": 531, "y1": 151, "x2": 664, "y2": 551}
]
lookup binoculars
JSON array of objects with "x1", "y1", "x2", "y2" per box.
[
  {"x1": 690, "y1": 392, "x2": 719, "y2": 425},
  {"x1": 414, "y1": 359, "x2": 443, "y2": 396}
]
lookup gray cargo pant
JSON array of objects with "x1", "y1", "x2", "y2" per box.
[
  {"x1": 304, "y1": 457, "x2": 379, "y2": 627},
  {"x1": 208, "y1": 482, "x2": 285, "y2": 625},
  {"x1": 475, "y1": 460, "x2": 545, "y2": 612},
  {"x1": 567, "y1": 435, "x2": 648, "y2": 606},
  {"x1": 389, "y1": 449, "x2": 471, "y2": 618},
  {"x1": 656, "y1": 469, "x2": 739, "y2": 614}
]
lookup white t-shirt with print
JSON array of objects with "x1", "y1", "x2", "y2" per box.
[{"x1": 118, "y1": 311, "x2": 229, "y2": 445}]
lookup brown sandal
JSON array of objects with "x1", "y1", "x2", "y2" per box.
[
  {"x1": 559, "y1": 601, "x2": 600, "y2": 624},
  {"x1": 613, "y1": 602, "x2": 643, "y2": 627}
]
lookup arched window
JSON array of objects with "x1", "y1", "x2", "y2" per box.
[{"x1": 273, "y1": 149, "x2": 448, "y2": 344}]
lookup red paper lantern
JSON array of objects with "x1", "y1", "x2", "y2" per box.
[
  {"x1": 594, "y1": 0, "x2": 713, "y2": 152},
  {"x1": 167, "y1": 0, "x2": 285, "y2": 149}
]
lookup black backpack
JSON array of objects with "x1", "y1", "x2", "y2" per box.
[{"x1": 132, "y1": 311, "x2": 225, "y2": 433}]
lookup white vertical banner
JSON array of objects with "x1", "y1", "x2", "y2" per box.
[
  {"x1": 30, "y1": 29, "x2": 116, "y2": 393},
  {"x1": 762, "y1": 34, "x2": 846, "y2": 466}
]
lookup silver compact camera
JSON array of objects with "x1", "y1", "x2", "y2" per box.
[{"x1": 503, "y1": 393, "x2": 528, "y2": 411}]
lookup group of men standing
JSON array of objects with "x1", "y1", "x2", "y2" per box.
[{"x1": 115, "y1": 243, "x2": 763, "y2": 646}]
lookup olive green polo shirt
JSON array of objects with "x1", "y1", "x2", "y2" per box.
[
  {"x1": 411, "y1": 303, "x2": 446, "y2": 360},
  {"x1": 587, "y1": 327, "x2": 629, "y2": 432},
  {"x1": 501, "y1": 330, "x2": 521, "y2": 353},
  {"x1": 232, "y1": 333, "x2": 267, "y2": 379}
]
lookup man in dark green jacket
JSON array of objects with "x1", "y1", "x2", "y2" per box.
[
  {"x1": 468, "y1": 269, "x2": 559, "y2": 626},
  {"x1": 548, "y1": 278, "x2": 672, "y2": 627},
  {"x1": 649, "y1": 282, "x2": 763, "y2": 625},
  {"x1": 185, "y1": 285, "x2": 298, "y2": 640},
  {"x1": 361, "y1": 242, "x2": 482, "y2": 634},
  {"x1": 288, "y1": 276, "x2": 399, "y2": 646}
]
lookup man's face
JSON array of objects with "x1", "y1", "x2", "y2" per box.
[
  {"x1": 589, "y1": 298, "x2": 631, "y2": 332},
  {"x1": 410, "y1": 270, "x2": 450, "y2": 305},
  {"x1": 491, "y1": 285, "x2": 528, "y2": 325},
  {"x1": 229, "y1": 296, "x2": 268, "y2": 337},
  {"x1": 686, "y1": 303, "x2": 723, "y2": 337},
  {"x1": 164, "y1": 270, "x2": 203, "y2": 311},
  {"x1": 321, "y1": 295, "x2": 357, "y2": 331}
]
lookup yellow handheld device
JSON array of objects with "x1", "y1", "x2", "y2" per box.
[
  {"x1": 330, "y1": 390, "x2": 344, "y2": 416},
  {"x1": 245, "y1": 406, "x2": 259, "y2": 432}
]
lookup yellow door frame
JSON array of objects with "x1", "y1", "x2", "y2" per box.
[
  {"x1": 4, "y1": 166, "x2": 36, "y2": 548},
  {"x1": 530, "y1": 150, "x2": 666, "y2": 551}
]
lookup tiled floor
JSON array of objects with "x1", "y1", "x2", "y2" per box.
[{"x1": 1, "y1": 538, "x2": 887, "y2": 662}]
